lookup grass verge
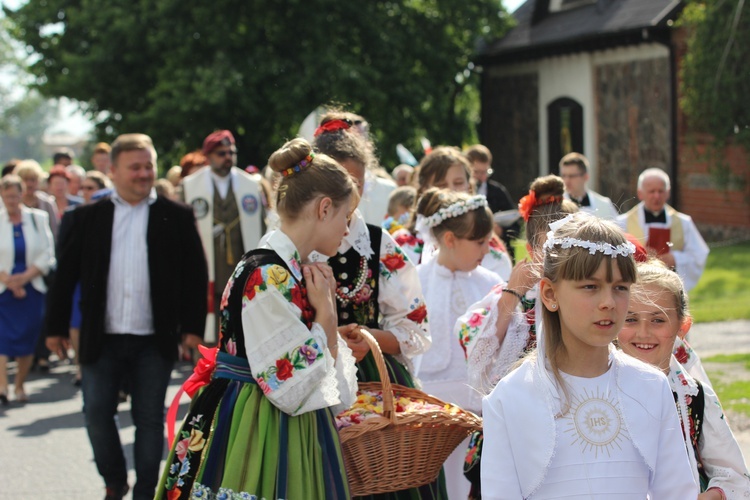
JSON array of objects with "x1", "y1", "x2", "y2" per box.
[
  {"x1": 690, "y1": 241, "x2": 750, "y2": 323},
  {"x1": 704, "y1": 353, "x2": 750, "y2": 418}
]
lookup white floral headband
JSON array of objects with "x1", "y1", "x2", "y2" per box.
[
  {"x1": 543, "y1": 214, "x2": 636, "y2": 258},
  {"x1": 419, "y1": 195, "x2": 489, "y2": 229}
]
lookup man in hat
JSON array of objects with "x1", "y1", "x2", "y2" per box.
[{"x1": 182, "y1": 130, "x2": 264, "y2": 342}]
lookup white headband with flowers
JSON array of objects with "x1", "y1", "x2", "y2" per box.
[
  {"x1": 542, "y1": 214, "x2": 636, "y2": 258},
  {"x1": 418, "y1": 195, "x2": 489, "y2": 229}
]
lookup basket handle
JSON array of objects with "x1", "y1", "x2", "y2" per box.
[{"x1": 358, "y1": 328, "x2": 396, "y2": 423}]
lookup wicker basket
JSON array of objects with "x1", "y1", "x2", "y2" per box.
[{"x1": 338, "y1": 329, "x2": 483, "y2": 496}]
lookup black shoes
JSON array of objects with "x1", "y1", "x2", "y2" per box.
[{"x1": 104, "y1": 484, "x2": 129, "y2": 500}]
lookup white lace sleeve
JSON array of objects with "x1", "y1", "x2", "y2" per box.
[
  {"x1": 330, "y1": 334, "x2": 358, "y2": 416},
  {"x1": 378, "y1": 232, "x2": 431, "y2": 367},
  {"x1": 456, "y1": 285, "x2": 531, "y2": 395},
  {"x1": 241, "y1": 283, "x2": 346, "y2": 416}
]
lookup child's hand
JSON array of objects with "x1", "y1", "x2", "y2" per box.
[
  {"x1": 305, "y1": 262, "x2": 337, "y2": 300},
  {"x1": 303, "y1": 264, "x2": 336, "y2": 333},
  {"x1": 506, "y1": 259, "x2": 539, "y2": 297},
  {"x1": 340, "y1": 324, "x2": 370, "y2": 362}
]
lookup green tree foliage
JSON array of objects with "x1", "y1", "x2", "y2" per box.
[
  {"x1": 5, "y1": 1, "x2": 511, "y2": 169},
  {"x1": 680, "y1": 0, "x2": 750, "y2": 150}
]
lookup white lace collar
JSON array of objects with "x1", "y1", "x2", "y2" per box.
[
  {"x1": 337, "y1": 209, "x2": 374, "y2": 259},
  {"x1": 431, "y1": 255, "x2": 474, "y2": 279},
  {"x1": 668, "y1": 355, "x2": 700, "y2": 398},
  {"x1": 262, "y1": 229, "x2": 303, "y2": 281}
]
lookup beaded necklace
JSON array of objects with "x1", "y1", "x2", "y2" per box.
[{"x1": 335, "y1": 255, "x2": 369, "y2": 307}]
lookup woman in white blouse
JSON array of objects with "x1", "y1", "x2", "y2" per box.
[{"x1": 0, "y1": 175, "x2": 56, "y2": 404}]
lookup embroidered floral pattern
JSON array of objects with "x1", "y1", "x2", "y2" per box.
[
  {"x1": 380, "y1": 247, "x2": 407, "y2": 278},
  {"x1": 672, "y1": 367, "x2": 708, "y2": 485},
  {"x1": 190, "y1": 483, "x2": 262, "y2": 499},
  {"x1": 334, "y1": 251, "x2": 378, "y2": 326},
  {"x1": 394, "y1": 232, "x2": 423, "y2": 252},
  {"x1": 255, "y1": 339, "x2": 323, "y2": 394},
  {"x1": 164, "y1": 414, "x2": 207, "y2": 494},
  {"x1": 406, "y1": 303, "x2": 427, "y2": 324},
  {"x1": 674, "y1": 344, "x2": 690, "y2": 364},
  {"x1": 458, "y1": 308, "x2": 490, "y2": 356}
]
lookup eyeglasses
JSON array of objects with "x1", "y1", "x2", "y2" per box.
[
  {"x1": 560, "y1": 173, "x2": 583, "y2": 179},
  {"x1": 213, "y1": 149, "x2": 237, "y2": 158}
]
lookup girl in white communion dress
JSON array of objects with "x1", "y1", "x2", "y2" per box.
[
  {"x1": 414, "y1": 187, "x2": 500, "y2": 500},
  {"x1": 481, "y1": 213, "x2": 698, "y2": 499}
]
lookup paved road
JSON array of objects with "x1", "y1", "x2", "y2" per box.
[{"x1": 2, "y1": 322, "x2": 749, "y2": 499}]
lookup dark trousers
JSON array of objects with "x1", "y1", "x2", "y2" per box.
[{"x1": 81, "y1": 334, "x2": 173, "y2": 500}]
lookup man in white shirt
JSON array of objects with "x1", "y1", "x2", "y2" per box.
[
  {"x1": 618, "y1": 167, "x2": 709, "y2": 291},
  {"x1": 182, "y1": 130, "x2": 264, "y2": 342},
  {"x1": 560, "y1": 152, "x2": 619, "y2": 220},
  {"x1": 45, "y1": 134, "x2": 207, "y2": 500}
]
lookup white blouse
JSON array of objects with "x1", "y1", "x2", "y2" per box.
[
  {"x1": 239, "y1": 230, "x2": 358, "y2": 416},
  {"x1": 416, "y1": 257, "x2": 500, "y2": 412}
]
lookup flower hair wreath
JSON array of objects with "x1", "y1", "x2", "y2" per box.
[
  {"x1": 421, "y1": 195, "x2": 489, "y2": 229},
  {"x1": 542, "y1": 214, "x2": 636, "y2": 258}
]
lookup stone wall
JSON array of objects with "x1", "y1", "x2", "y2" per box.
[
  {"x1": 595, "y1": 57, "x2": 672, "y2": 212},
  {"x1": 480, "y1": 72, "x2": 539, "y2": 200}
]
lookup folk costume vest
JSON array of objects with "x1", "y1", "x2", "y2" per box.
[{"x1": 183, "y1": 166, "x2": 264, "y2": 342}]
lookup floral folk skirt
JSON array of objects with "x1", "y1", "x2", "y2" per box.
[{"x1": 157, "y1": 352, "x2": 350, "y2": 500}]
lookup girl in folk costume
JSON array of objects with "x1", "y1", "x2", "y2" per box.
[
  {"x1": 457, "y1": 175, "x2": 578, "y2": 395},
  {"x1": 481, "y1": 212, "x2": 698, "y2": 499},
  {"x1": 157, "y1": 138, "x2": 359, "y2": 500},
  {"x1": 413, "y1": 187, "x2": 500, "y2": 500},
  {"x1": 313, "y1": 119, "x2": 443, "y2": 500},
  {"x1": 455, "y1": 176, "x2": 577, "y2": 499},
  {"x1": 391, "y1": 147, "x2": 513, "y2": 281},
  {"x1": 618, "y1": 260, "x2": 750, "y2": 499}
]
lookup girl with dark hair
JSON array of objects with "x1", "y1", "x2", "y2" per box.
[
  {"x1": 312, "y1": 118, "x2": 444, "y2": 499},
  {"x1": 413, "y1": 187, "x2": 499, "y2": 499}
]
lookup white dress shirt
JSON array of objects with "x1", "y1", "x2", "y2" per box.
[{"x1": 105, "y1": 189, "x2": 157, "y2": 335}]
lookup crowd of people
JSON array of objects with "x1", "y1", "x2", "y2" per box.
[{"x1": 0, "y1": 108, "x2": 747, "y2": 500}]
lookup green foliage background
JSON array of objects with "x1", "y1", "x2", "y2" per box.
[
  {"x1": 680, "y1": 0, "x2": 750, "y2": 151},
  {"x1": 5, "y1": 1, "x2": 511, "y2": 171}
]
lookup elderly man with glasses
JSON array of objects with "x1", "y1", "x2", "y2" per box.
[{"x1": 182, "y1": 130, "x2": 265, "y2": 343}]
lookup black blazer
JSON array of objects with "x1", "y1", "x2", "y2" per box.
[
  {"x1": 46, "y1": 196, "x2": 208, "y2": 363},
  {"x1": 485, "y1": 179, "x2": 515, "y2": 214}
]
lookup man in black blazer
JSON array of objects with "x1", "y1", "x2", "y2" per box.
[
  {"x1": 46, "y1": 134, "x2": 208, "y2": 500},
  {"x1": 466, "y1": 144, "x2": 520, "y2": 260}
]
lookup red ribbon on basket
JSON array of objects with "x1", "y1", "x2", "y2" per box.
[{"x1": 166, "y1": 344, "x2": 218, "y2": 445}]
